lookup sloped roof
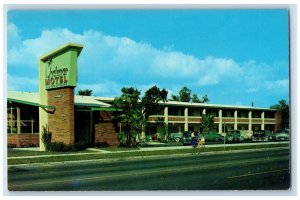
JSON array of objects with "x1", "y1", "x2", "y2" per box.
[
  {"x1": 7, "y1": 91, "x2": 276, "y2": 111},
  {"x1": 162, "y1": 100, "x2": 276, "y2": 111},
  {"x1": 7, "y1": 91, "x2": 111, "y2": 108},
  {"x1": 74, "y1": 95, "x2": 111, "y2": 107}
]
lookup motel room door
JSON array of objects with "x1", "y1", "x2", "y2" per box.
[{"x1": 75, "y1": 111, "x2": 94, "y2": 146}]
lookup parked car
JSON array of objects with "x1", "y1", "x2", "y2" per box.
[
  {"x1": 182, "y1": 131, "x2": 224, "y2": 145},
  {"x1": 202, "y1": 131, "x2": 224, "y2": 142},
  {"x1": 240, "y1": 130, "x2": 253, "y2": 140},
  {"x1": 169, "y1": 132, "x2": 183, "y2": 142},
  {"x1": 252, "y1": 130, "x2": 274, "y2": 142},
  {"x1": 182, "y1": 131, "x2": 201, "y2": 145},
  {"x1": 275, "y1": 130, "x2": 290, "y2": 141},
  {"x1": 226, "y1": 130, "x2": 244, "y2": 143}
]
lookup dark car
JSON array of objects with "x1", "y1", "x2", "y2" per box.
[
  {"x1": 274, "y1": 130, "x2": 290, "y2": 141},
  {"x1": 226, "y1": 130, "x2": 244, "y2": 143},
  {"x1": 169, "y1": 132, "x2": 183, "y2": 142},
  {"x1": 252, "y1": 130, "x2": 274, "y2": 142}
]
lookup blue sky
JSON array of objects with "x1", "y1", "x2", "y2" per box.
[{"x1": 7, "y1": 9, "x2": 289, "y2": 108}]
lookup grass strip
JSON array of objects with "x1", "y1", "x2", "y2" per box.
[
  {"x1": 7, "y1": 143, "x2": 289, "y2": 165},
  {"x1": 7, "y1": 149, "x2": 95, "y2": 157}
]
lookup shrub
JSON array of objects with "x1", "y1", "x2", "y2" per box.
[
  {"x1": 72, "y1": 140, "x2": 87, "y2": 151},
  {"x1": 41, "y1": 125, "x2": 52, "y2": 151},
  {"x1": 46, "y1": 141, "x2": 88, "y2": 152},
  {"x1": 41, "y1": 125, "x2": 87, "y2": 151},
  {"x1": 95, "y1": 142, "x2": 109, "y2": 148},
  {"x1": 48, "y1": 142, "x2": 68, "y2": 151},
  {"x1": 8, "y1": 143, "x2": 17, "y2": 148}
]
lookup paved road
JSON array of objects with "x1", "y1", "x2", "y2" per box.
[{"x1": 7, "y1": 148, "x2": 290, "y2": 191}]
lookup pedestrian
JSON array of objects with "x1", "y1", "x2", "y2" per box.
[
  {"x1": 197, "y1": 134, "x2": 205, "y2": 148},
  {"x1": 191, "y1": 131, "x2": 196, "y2": 148}
]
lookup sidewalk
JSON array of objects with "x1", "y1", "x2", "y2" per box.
[{"x1": 8, "y1": 141, "x2": 288, "y2": 160}]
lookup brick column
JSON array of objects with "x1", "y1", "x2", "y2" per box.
[
  {"x1": 47, "y1": 87, "x2": 75, "y2": 145},
  {"x1": 275, "y1": 111, "x2": 282, "y2": 132}
]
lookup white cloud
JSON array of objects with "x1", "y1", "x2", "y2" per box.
[
  {"x1": 265, "y1": 79, "x2": 289, "y2": 90},
  {"x1": 7, "y1": 22, "x2": 289, "y2": 103},
  {"x1": 77, "y1": 81, "x2": 122, "y2": 97},
  {"x1": 7, "y1": 74, "x2": 38, "y2": 92}
]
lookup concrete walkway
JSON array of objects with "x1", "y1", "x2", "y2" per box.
[{"x1": 8, "y1": 142, "x2": 288, "y2": 160}]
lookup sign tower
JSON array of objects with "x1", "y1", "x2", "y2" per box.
[{"x1": 39, "y1": 43, "x2": 83, "y2": 151}]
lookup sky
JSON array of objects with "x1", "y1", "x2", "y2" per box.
[{"x1": 7, "y1": 9, "x2": 289, "y2": 108}]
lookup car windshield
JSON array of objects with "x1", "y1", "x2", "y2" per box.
[
  {"x1": 253, "y1": 131, "x2": 264, "y2": 135},
  {"x1": 183, "y1": 132, "x2": 191, "y2": 137}
]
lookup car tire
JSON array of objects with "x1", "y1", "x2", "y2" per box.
[
  {"x1": 175, "y1": 138, "x2": 180, "y2": 142},
  {"x1": 240, "y1": 136, "x2": 244, "y2": 142}
]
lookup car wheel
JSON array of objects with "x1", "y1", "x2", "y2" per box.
[
  {"x1": 175, "y1": 138, "x2": 180, "y2": 142},
  {"x1": 240, "y1": 136, "x2": 244, "y2": 142}
]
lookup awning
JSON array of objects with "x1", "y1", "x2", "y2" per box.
[{"x1": 7, "y1": 98, "x2": 55, "y2": 109}]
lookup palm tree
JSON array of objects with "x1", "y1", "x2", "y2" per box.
[
  {"x1": 270, "y1": 99, "x2": 289, "y2": 129},
  {"x1": 78, "y1": 89, "x2": 93, "y2": 96},
  {"x1": 200, "y1": 114, "x2": 215, "y2": 133}
]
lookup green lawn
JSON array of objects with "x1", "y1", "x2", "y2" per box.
[
  {"x1": 7, "y1": 143, "x2": 289, "y2": 165},
  {"x1": 7, "y1": 149, "x2": 96, "y2": 157}
]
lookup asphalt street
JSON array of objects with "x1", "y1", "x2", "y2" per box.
[{"x1": 7, "y1": 148, "x2": 290, "y2": 191}]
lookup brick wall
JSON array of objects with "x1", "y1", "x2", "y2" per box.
[
  {"x1": 94, "y1": 111, "x2": 119, "y2": 147},
  {"x1": 275, "y1": 111, "x2": 282, "y2": 131},
  {"x1": 8, "y1": 134, "x2": 39, "y2": 148},
  {"x1": 47, "y1": 87, "x2": 75, "y2": 145}
]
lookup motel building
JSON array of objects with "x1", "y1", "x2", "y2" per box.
[{"x1": 7, "y1": 43, "x2": 282, "y2": 150}]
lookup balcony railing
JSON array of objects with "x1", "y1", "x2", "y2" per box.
[
  {"x1": 168, "y1": 116, "x2": 185, "y2": 122},
  {"x1": 147, "y1": 115, "x2": 276, "y2": 124}
]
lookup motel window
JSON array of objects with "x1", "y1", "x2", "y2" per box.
[
  {"x1": 168, "y1": 108, "x2": 178, "y2": 116},
  {"x1": 265, "y1": 111, "x2": 275, "y2": 118},
  {"x1": 223, "y1": 110, "x2": 234, "y2": 117},
  {"x1": 188, "y1": 109, "x2": 195, "y2": 116},
  {"x1": 7, "y1": 103, "x2": 39, "y2": 134},
  {"x1": 169, "y1": 108, "x2": 184, "y2": 116},
  {"x1": 238, "y1": 111, "x2": 248, "y2": 118},
  {"x1": 206, "y1": 109, "x2": 218, "y2": 117},
  {"x1": 252, "y1": 111, "x2": 261, "y2": 118}
]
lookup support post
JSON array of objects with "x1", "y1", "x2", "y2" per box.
[
  {"x1": 17, "y1": 107, "x2": 21, "y2": 134},
  {"x1": 234, "y1": 110, "x2": 238, "y2": 130},
  {"x1": 184, "y1": 107, "x2": 188, "y2": 131},
  {"x1": 248, "y1": 111, "x2": 252, "y2": 132},
  {"x1": 219, "y1": 109, "x2": 223, "y2": 133}
]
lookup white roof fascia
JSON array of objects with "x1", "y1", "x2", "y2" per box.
[{"x1": 7, "y1": 91, "x2": 111, "y2": 108}]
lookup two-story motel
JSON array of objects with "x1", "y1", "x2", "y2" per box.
[
  {"x1": 7, "y1": 91, "x2": 281, "y2": 148},
  {"x1": 6, "y1": 43, "x2": 282, "y2": 149}
]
